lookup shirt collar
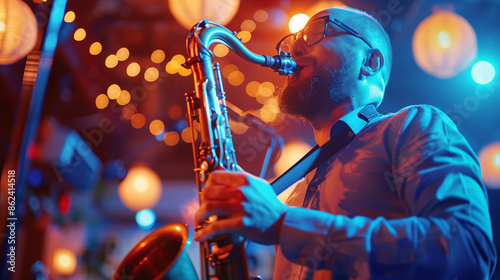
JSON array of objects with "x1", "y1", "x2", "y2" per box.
[{"x1": 330, "y1": 104, "x2": 376, "y2": 138}]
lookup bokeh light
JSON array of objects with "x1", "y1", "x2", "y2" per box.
[
  {"x1": 241, "y1": 19, "x2": 256, "y2": 32},
  {"x1": 95, "y1": 93, "x2": 109, "y2": 109},
  {"x1": 472, "y1": 61, "x2": 495, "y2": 85},
  {"x1": 254, "y1": 10, "x2": 268, "y2": 22},
  {"x1": 28, "y1": 169, "x2": 43, "y2": 187},
  {"x1": 127, "y1": 62, "x2": 141, "y2": 77},
  {"x1": 228, "y1": 71, "x2": 245, "y2": 86},
  {"x1": 214, "y1": 44, "x2": 229, "y2": 57},
  {"x1": 107, "y1": 84, "x2": 121, "y2": 99},
  {"x1": 246, "y1": 81, "x2": 260, "y2": 97},
  {"x1": 116, "y1": 90, "x2": 131, "y2": 105},
  {"x1": 258, "y1": 81, "x2": 275, "y2": 97},
  {"x1": 289, "y1": 13, "x2": 309, "y2": 33},
  {"x1": 131, "y1": 113, "x2": 146, "y2": 129},
  {"x1": 151, "y1": 49, "x2": 166, "y2": 63},
  {"x1": 105, "y1": 54, "x2": 119, "y2": 68},
  {"x1": 52, "y1": 248, "x2": 77, "y2": 275},
  {"x1": 478, "y1": 142, "x2": 500, "y2": 188},
  {"x1": 73, "y1": 28, "x2": 86, "y2": 41},
  {"x1": 223, "y1": 64, "x2": 239, "y2": 78},
  {"x1": 164, "y1": 131, "x2": 180, "y2": 146},
  {"x1": 118, "y1": 165, "x2": 162, "y2": 211},
  {"x1": 168, "y1": 105, "x2": 183, "y2": 119},
  {"x1": 178, "y1": 67, "x2": 192, "y2": 76},
  {"x1": 136, "y1": 209, "x2": 157, "y2": 229},
  {"x1": 181, "y1": 127, "x2": 198, "y2": 143},
  {"x1": 64, "y1": 11, "x2": 75, "y2": 23},
  {"x1": 149, "y1": 119, "x2": 165, "y2": 135},
  {"x1": 89, "y1": 42, "x2": 102, "y2": 55},
  {"x1": 144, "y1": 67, "x2": 160, "y2": 82},
  {"x1": 116, "y1": 47, "x2": 130, "y2": 61},
  {"x1": 237, "y1": 30, "x2": 251, "y2": 43},
  {"x1": 274, "y1": 141, "x2": 312, "y2": 176},
  {"x1": 122, "y1": 104, "x2": 137, "y2": 120}
]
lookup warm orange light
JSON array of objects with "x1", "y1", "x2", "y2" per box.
[
  {"x1": 131, "y1": 113, "x2": 146, "y2": 129},
  {"x1": 168, "y1": 0, "x2": 240, "y2": 30},
  {"x1": 241, "y1": 19, "x2": 256, "y2": 32},
  {"x1": 64, "y1": 11, "x2": 75, "y2": 23},
  {"x1": 178, "y1": 67, "x2": 192, "y2": 77},
  {"x1": 73, "y1": 28, "x2": 86, "y2": 41},
  {"x1": 105, "y1": 54, "x2": 119, "y2": 68},
  {"x1": 122, "y1": 104, "x2": 137, "y2": 120},
  {"x1": 172, "y1": 54, "x2": 186, "y2": 64},
  {"x1": 253, "y1": 10, "x2": 268, "y2": 22},
  {"x1": 95, "y1": 94, "x2": 109, "y2": 109},
  {"x1": 228, "y1": 71, "x2": 244, "y2": 86},
  {"x1": 144, "y1": 67, "x2": 160, "y2": 82},
  {"x1": 245, "y1": 81, "x2": 260, "y2": 97},
  {"x1": 274, "y1": 141, "x2": 312, "y2": 176},
  {"x1": 181, "y1": 127, "x2": 197, "y2": 143},
  {"x1": 166, "y1": 61, "x2": 180, "y2": 74},
  {"x1": 151, "y1": 49, "x2": 165, "y2": 63},
  {"x1": 0, "y1": 0, "x2": 38, "y2": 65},
  {"x1": 116, "y1": 47, "x2": 130, "y2": 61},
  {"x1": 479, "y1": 142, "x2": 500, "y2": 188},
  {"x1": 107, "y1": 84, "x2": 121, "y2": 99},
  {"x1": 213, "y1": 44, "x2": 229, "y2": 57},
  {"x1": 289, "y1": 14, "x2": 309, "y2": 33},
  {"x1": 52, "y1": 248, "x2": 77, "y2": 275},
  {"x1": 127, "y1": 62, "x2": 141, "y2": 77},
  {"x1": 228, "y1": 118, "x2": 249, "y2": 135},
  {"x1": 412, "y1": 10, "x2": 477, "y2": 78},
  {"x1": 258, "y1": 81, "x2": 275, "y2": 97},
  {"x1": 223, "y1": 64, "x2": 238, "y2": 78},
  {"x1": 89, "y1": 42, "x2": 102, "y2": 55},
  {"x1": 236, "y1": 30, "x2": 251, "y2": 43},
  {"x1": 164, "y1": 131, "x2": 180, "y2": 146},
  {"x1": 118, "y1": 165, "x2": 162, "y2": 211},
  {"x1": 116, "y1": 90, "x2": 131, "y2": 105},
  {"x1": 168, "y1": 105, "x2": 183, "y2": 119},
  {"x1": 149, "y1": 119, "x2": 165, "y2": 135}
]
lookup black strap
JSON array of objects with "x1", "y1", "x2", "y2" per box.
[{"x1": 271, "y1": 104, "x2": 380, "y2": 195}]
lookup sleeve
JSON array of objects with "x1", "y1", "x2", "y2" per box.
[{"x1": 278, "y1": 105, "x2": 497, "y2": 279}]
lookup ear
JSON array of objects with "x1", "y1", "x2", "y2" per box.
[{"x1": 361, "y1": 49, "x2": 384, "y2": 77}]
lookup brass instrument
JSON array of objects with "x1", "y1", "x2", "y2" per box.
[{"x1": 113, "y1": 20, "x2": 300, "y2": 280}]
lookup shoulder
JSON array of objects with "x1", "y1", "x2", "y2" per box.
[{"x1": 379, "y1": 104, "x2": 457, "y2": 135}]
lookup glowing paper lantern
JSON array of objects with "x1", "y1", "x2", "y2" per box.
[
  {"x1": 0, "y1": 0, "x2": 38, "y2": 65},
  {"x1": 118, "y1": 165, "x2": 162, "y2": 211},
  {"x1": 168, "y1": 0, "x2": 240, "y2": 30},
  {"x1": 412, "y1": 10, "x2": 477, "y2": 78},
  {"x1": 478, "y1": 142, "x2": 500, "y2": 189}
]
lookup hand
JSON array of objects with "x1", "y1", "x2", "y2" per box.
[{"x1": 194, "y1": 170, "x2": 289, "y2": 245}]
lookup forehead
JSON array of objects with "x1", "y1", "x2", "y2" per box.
[{"x1": 308, "y1": 8, "x2": 363, "y2": 27}]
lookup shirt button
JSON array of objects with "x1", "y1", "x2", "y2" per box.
[{"x1": 309, "y1": 186, "x2": 317, "y2": 192}]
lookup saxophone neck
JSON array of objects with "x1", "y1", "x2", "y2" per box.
[{"x1": 185, "y1": 20, "x2": 301, "y2": 75}]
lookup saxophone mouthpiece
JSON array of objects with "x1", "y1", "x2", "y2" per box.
[{"x1": 263, "y1": 54, "x2": 302, "y2": 76}]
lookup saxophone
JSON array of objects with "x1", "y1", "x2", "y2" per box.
[{"x1": 113, "y1": 20, "x2": 300, "y2": 280}]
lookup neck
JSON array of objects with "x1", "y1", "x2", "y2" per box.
[{"x1": 309, "y1": 103, "x2": 354, "y2": 146}]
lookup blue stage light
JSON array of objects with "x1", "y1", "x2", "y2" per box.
[
  {"x1": 136, "y1": 209, "x2": 156, "y2": 229},
  {"x1": 472, "y1": 61, "x2": 495, "y2": 85},
  {"x1": 28, "y1": 169, "x2": 43, "y2": 187}
]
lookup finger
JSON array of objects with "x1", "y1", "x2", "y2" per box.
[
  {"x1": 207, "y1": 171, "x2": 249, "y2": 188},
  {"x1": 193, "y1": 216, "x2": 244, "y2": 242},
  {"x1": 195, "y1": 200, "x2": 243, "y2": 225}
]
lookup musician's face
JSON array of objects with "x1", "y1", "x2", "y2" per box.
[{"x1": 278, "y1": 10, "x2": 363, "y2": 121}]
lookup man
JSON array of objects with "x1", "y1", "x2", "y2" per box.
[{"x1": 194, "y1": 7, "x2": 497, "y2": 279}]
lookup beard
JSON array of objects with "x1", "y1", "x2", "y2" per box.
[{"x1": 278, "y1": 62, "x2": 353, "y2": 122}]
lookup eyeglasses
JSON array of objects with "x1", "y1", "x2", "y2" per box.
[{"x1": 276, "y1": 15, "x2": 373, "y2": 55}]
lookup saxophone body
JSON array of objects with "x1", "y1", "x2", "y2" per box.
[{"x1": 113, "y1": 20, "x2": 300, "y2": 280}]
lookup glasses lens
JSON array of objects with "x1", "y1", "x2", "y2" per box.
[
  {"x1": 278, "y1": 34, "x2": 295, "y2": 54},
  {"x1": 302, "y1": 18, "x2": 326, "y2": 46}
]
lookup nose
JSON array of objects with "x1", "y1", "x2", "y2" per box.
[{"x1": 290, "y1": 33, "x2": 306, "y2": 57}]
